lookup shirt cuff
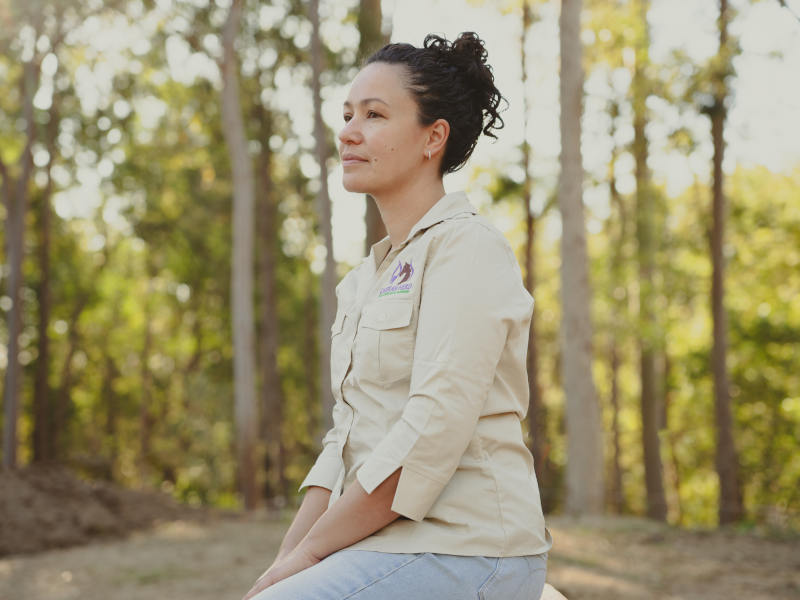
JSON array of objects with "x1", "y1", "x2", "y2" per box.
[
  {"x1": 356, "y1": 453, "x2": 447, "y2": 522},
  {"x1": 298, "y1": 454, "x2": 344, "y2": 493}
]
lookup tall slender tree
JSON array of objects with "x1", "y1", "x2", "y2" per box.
[
  {"x1": 310, "y1": 0, "x2": 337, "y2": 437},
  {"x1": 706, "y1": 0, "x2": 744, "y2": 525},
  {"x1": 520, "y1": 0, "x2": 553, "y2": 511},
  {"x1": 605, "y1": 95, "x2": 628, "y2": 515},
  {"x1": 1, "y1": 7, "x2": 43, "y2": 470},
  {"x1": 254, "y1": 101, "x2": 289, "y2": 507},
  {"x1": 358, "y1": 0, "x2": 389, "y2": 253},
  {"x1": 138, "y1": 260, "x2": 157, "y2": 486},
  {"x1": 632, "y1": 0, "x2": 667, "y2": 521},
  {"x1": 558, "y1": 0, "x2": 605, "y2": 514},
  {"x1": 31, "y1": 54, "x2": 62, "y2": 464},
  {"x1": 220, "y1": 0, "x2": 259, "y2": 509}
]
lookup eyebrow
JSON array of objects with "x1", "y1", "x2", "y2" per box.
[{"x1": 343, "y1": 97, "x2": 390, "y2": 108}]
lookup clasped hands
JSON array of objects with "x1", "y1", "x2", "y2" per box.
[{"x1": 241, "y1": 543, "x2": 321, "y2": 600}]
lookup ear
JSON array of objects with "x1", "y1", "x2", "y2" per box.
[{"x1": 424, "y1": 118, "x2": 450, "y2": 161}]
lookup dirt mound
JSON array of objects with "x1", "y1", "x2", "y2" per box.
[{"x1": 0, "y1": 463, "x2": 223, "y2": 557}]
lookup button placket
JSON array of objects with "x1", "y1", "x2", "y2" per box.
[{"x1": 331, "y1": 250, "x2": 401, "y2": 503}]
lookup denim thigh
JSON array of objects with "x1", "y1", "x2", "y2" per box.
[{"x1": 251, "y1": 549, "x2": 548, "y2": 600}]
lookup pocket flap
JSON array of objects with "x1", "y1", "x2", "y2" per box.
[{"x1": 360, "y1": 300, "x2": 413, "y2": 330}]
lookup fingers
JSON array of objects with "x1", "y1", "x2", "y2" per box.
[
  {"x1": 244, "y1": 565, "x2": 276, "y2": 600},
  {"x1": 242, "y1": 588, "x2": 260, "y2": 600},
  {"x1": 242, "y1": 578, "x2": 269, "y2": 600},
  {"x1": 242, "y1": 586, "x2": 257, "y2": 600}
]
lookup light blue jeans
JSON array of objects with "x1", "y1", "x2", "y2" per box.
[{"x1": 252, "y1": 548, "x2": 548, "y2": 600}]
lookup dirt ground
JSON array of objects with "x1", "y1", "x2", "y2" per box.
[
  {"x1": 0, "y1": 464, "x2": 218, "y2": 556},
  {"x1": 2, "y1": 513, "x2": 799, "y2": 600},
  {"x1": 1, "y1": 467, "x2": 799, "y2": 599}
]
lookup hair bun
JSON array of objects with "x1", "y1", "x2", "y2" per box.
[
  {"x1": 422, "y1": 32, "x2": 488, "y2": 72},
  {"x1": 450, "y1": 32, "x2": 489, "y2": 66},
  {"x1": 423, "y1": 32, "x2": 503, "y2": 140}
]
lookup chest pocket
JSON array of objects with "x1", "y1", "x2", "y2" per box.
[{"x1": 356, "y1": 299, "x2": 415, "y2": 386}]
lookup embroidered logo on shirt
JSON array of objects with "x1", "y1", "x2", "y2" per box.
[{"x1": 379, "y1": 260, "x2": 414, "y2": 297}]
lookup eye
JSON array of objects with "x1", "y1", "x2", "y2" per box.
[
  {"x1": 343, "y1": 113, "x2": 352, "y2": 122},
  {"x1": 367, "y1": 110, "x2": 381, "y2": 118}
]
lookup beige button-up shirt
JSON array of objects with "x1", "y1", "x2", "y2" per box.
[{"x1": 299, "y1": 191, "x2": 553, "y2": 557}]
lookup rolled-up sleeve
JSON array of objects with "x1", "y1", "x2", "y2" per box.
[
  {"x1": 298, "y1": 398, "x2": 349, "y2": 493},
  {"x1": 356, "y1": 222, "x2": 529, "y2": 521}
]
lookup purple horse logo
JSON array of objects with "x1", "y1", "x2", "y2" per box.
[{"x1": 391, "y1": 259, "x2": 414, "y2": 284}]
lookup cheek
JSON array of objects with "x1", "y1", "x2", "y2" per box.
[
  {"x1": 373, "y1": 147, "x2": 396, "y2": 164},
  {"x1": 377, "y1": 137, "x2": 417, "y2": 164},
  {"x1": 376, "y1": 123, "x2": 420, "y2": 158}
]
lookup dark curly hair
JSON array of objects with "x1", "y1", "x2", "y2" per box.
[{"x1": 365, "y1": 32, "x2": 505, "y2": 176}]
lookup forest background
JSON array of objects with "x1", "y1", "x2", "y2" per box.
[{"x1": 1, "y1": 0, "x2": 799, "y2": 545}]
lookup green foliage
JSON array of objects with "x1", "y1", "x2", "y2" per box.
[
  {"x1": 0, "y1": 0, "x2": 797, "y2": 535},
  {"x1": 0, "y1": 0, "x2": 348, "y2": 509},
  {"x1": 725, "y1": 167, "x2": 800, "y2": 528},
  {"x1": 588, "y1": 165, "x2": 800, "y2": 529}
]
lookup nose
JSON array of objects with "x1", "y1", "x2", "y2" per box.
[{"x1": 338, "y1": 117, "x2": 363, "y2": 148}]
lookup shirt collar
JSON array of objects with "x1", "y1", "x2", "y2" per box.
[{"x1": 369, "y1": 191, "x2": 477, "y2": 270}]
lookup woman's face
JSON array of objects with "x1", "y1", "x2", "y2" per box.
[{"x1": 338, "y1": 62, "x2": 431, "y2": 196}]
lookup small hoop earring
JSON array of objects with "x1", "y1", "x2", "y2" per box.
[{"x1": 426, "y1": 150, "x2": 431, "y2": 160}]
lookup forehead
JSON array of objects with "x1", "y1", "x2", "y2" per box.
[{"x1": 344, "y1": 62, "x2": 412, "y2": 106}]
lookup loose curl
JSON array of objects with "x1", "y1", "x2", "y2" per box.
[{"x1": 365, "y1": 32, "x2": 505, "y2": 175}]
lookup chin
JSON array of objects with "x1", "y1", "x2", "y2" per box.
[{"x1": 341, "y1": 175, "x2": 372, "y2": 195}]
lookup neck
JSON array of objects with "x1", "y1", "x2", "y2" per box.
[{"x1": 372, "y1": 172, "x2": 446, "y2": 249}]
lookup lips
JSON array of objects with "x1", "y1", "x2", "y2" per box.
[{"x1": 341, "y1": 152, "x2": 368, "y2": 166}]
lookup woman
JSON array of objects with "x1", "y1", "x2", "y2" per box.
[{"x1": 243, "y1": 32, "x2": 553, "y2": 600}]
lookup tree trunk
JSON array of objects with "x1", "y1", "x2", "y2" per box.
[
  {"x1": 304, "y1": 277, "x2": 320, "y2": 452},
  {"x1": 255, "y1": 108, "x2": 288, "y2": 507},
  {"x1": 365, "y1": 202, "x2": 386, "y2": 253},
  {"x1": 662, "y1": 353, "x2": 685, "y2": 524},
  {"x1": 558, "y1": 0, "x2": 605, "y2": 515},
  {"x1": 32, "y1": 81, "x2": 61, "y2": 464},
  {"x1": 632, "y1": 0, "x2": 667, "y2": 522},
  {"x1": 2, "y1": 53, "x2": 40, "y2": 470},
  {"x1": 356, "y1": 0, "x2": 386, "y2": 63},
  {"x1": 220, "y1": 0, "x2": 259, "y2": 510},
  {"x1": 102, "y1": 352, "x2": 120, "y2": 481},
  {"x1": 99, "y1": 292, "x2": 122, "y2": 483},
  {"x1": 310, "y1": 0, "x2": 337, "y2": 437},
  {"x1": 607, "y1": 97, "x2": 627, "y2": 515},
  {"x1": 710, "y1": 0, "x2": 744, "y2": 526},
  {"x1": 138, "y1": 265, "x2": 156, "y2": 487},
  {"x1": 608, "y1": 339, "x2": 625, "y2": 513},
  {"x1": 521, "y1": 0, "x2": 553, "y2": 513},
  {"x1": 32, "y1": 191, "x2": 53, "y2": 464},
  {"x1": 358, "y1": 0, "x2": 389, "y2": 253}
]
